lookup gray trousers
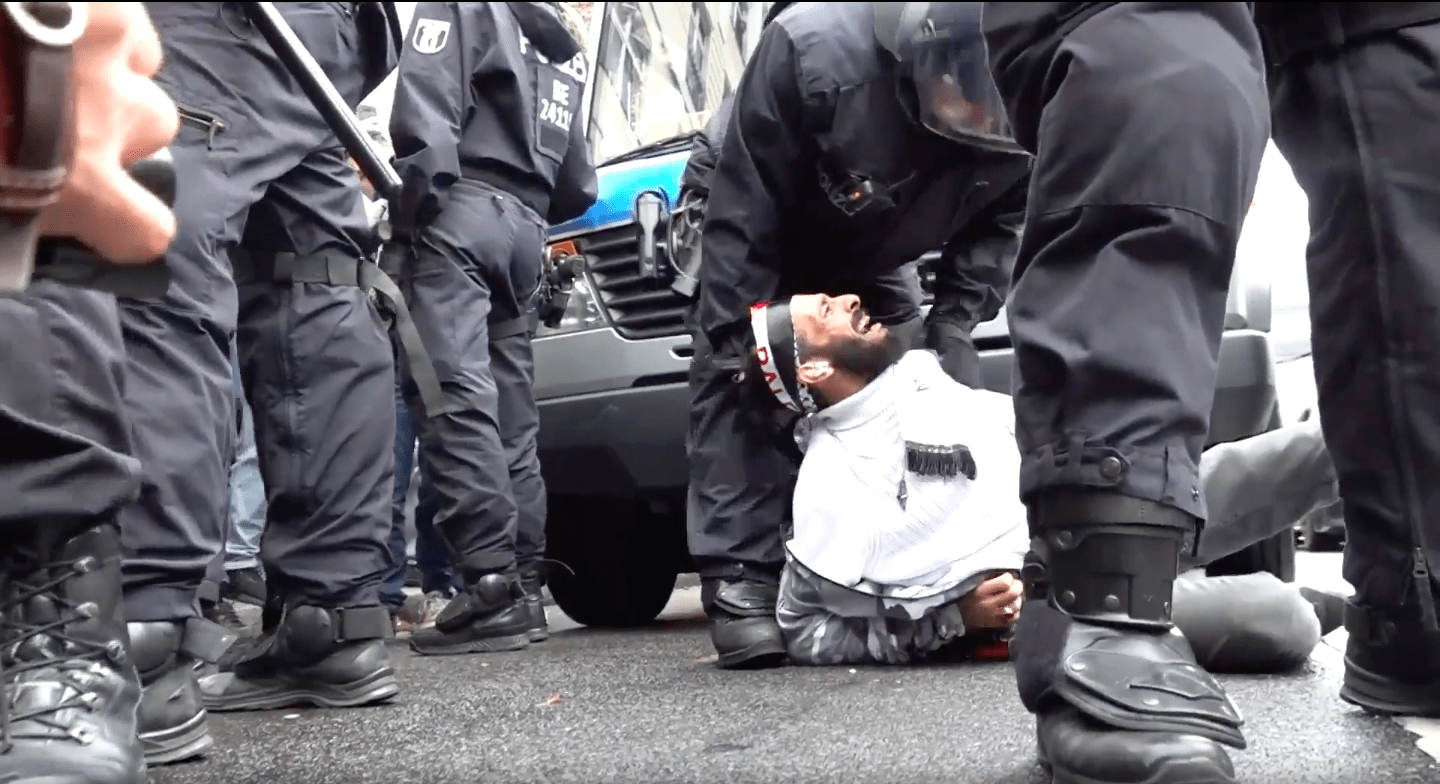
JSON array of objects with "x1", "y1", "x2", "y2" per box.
[
  {"x1": 781, "y1": 420, "x2": 1334, "y2": 670},
  {"x1": 120, "y1": 2, "x2": 394, "y2": 621}
]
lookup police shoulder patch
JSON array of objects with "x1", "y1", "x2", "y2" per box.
[{"x1": 411, "y1": 19, "x2": 452, "y2": 54}]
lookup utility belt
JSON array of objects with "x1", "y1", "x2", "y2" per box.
[
  {"x1": 459, "y1": 163, "x2": 547, "y2": 219},
  {"x1": 228, "y1": 248, "x2": 456, "y2": 417},
  {"x1": 492, "y1": 312, "x2": 539, "y2": 341},
  {"x1": 32, "y1": 243, "x2": 172, "y2": 299}
]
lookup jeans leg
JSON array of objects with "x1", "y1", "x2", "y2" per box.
[
  {"x1": 226, "y1": 344, "x2": 266, "y2": 574},
  {"x1": 414, "y1": 451, "x2": 457, "y2": 594},
  {"x1": 382, "y1": 374, "x2": 418, "y2": 608}
]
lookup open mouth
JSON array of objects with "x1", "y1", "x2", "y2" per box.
[{"x1": 852, "y1": 308, "x2": 878, "y2": 335}]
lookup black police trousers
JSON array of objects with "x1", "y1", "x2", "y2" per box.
[
  {"x1": 0, "y1": 284, "x2": 140, "y2": 531},
  {"x1": 982, "y1": 0, "x2": 1440, "y2": 607},
  {"x1": 403, "y1": 179, "x2": 548, "y2": 581},
  {"x1": 120, "y1": 2, "x2": 394, "y2": 620}
]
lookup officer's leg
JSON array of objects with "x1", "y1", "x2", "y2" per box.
[
  {"x1": 687, "y1": 328, "x2": 797, "y2": 669},
  {"x1": 0, "y1": 284, "x2": 146, "y2": 782},
  {"x1": 121, "y1": 3, "x2": 312, "y2": 763},
  {"x1": 202, "y1": 144, "x2": 400, "y2": 712},
  {"x1": 178, "y1": 1, "x2": 397, "y2": 711},
  {"x1": 1267, "y1": 15, "x2": 1440, "y2": 716},
  {"x1": 492, "y1": 329, "x2": 550, "y2": 643},
  {"x1": 1172, "y1": 574, "x2": 1321, "y2": 674},
  {"x1": 405, "y1": 187, "x2": 532, "y2": 656},
  {"x1": 983, "y1": 3, "x2": 1268, "y2": 781}
]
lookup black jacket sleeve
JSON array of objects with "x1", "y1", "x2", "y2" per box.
[
  {"x1": 696, "y1": 25, "x2": 814, "y2": 351},
  {"x1": 388, "y1": 1, "x2": 470, "y2": 237},
  {"x1": 680, "y1": 97, "x2": 735, "y2": 199},
  {"x1": 927, "y1": 175, "x2": 1027, "y2": 331},
  {"x1": 546, "y1": 93, "x2": 598, "y2": 224}
]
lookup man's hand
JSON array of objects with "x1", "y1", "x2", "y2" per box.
[
  {"x1": 958, "y1": 571, "x2": 1023, "y2": 631},
  {"x1": 37, "y1": 2, "x2": 179, "y2": 263}
]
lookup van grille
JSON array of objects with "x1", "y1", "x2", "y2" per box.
[{"x1": 575, "y1": 222, "x2": 691, "y2": 341}]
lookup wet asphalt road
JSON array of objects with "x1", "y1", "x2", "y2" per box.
[{"x1": 149, "y1": 554, "x2": 1439, "y2": 784}]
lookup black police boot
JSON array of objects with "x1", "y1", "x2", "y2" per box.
[
  {"x1": 198, "y1": 604, "x2": 398, "y2": 711},
  {"x1": 222, "y1": 567, "x2": 266, "y2": 607},
  {"x1": 701, "y1": 576, "x2": 786, "y2": 670},
  {"x1": 519, "y1": 565, "x2": 549, "y2": 643},
  {"x1": 0, "y1": 521, "x2": 145, "y2": 784},
  {"x1": 410, "y1": 573, "x2": 531, "y2": 656},
  {"x1": 128, "y1": 618, "x2": 237, "y2": 765},
  {"x1": 1016, "y1": 490, "x2": 1246, "y2": 784},
  {"x1": 1340, "y1": 558, "x2": 1440, "y2": 716}
]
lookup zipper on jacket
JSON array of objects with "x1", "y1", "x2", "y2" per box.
[{"x1": 177, "y1": 105, "x2": 229, "y2": 150}]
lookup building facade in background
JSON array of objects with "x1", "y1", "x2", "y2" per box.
[{"x1": 575, "y1": 2, "x2": 774, "y2": 165}]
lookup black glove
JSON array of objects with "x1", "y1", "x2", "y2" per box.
[{"x1": 925, "y1": 320, "x2": 983, "y2": 388}]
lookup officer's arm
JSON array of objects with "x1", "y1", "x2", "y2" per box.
[
  {"x1": 547, "y1": 101, "x2": 598, "y2": 225},
  {"x1": 389, "y1": 1, "x2": 467, "y2": 235},
  {"x1": 928, "y1": 174, "x2": 1028, "y2": 333},
  {"x1": 697, "y1": 25, "x2": 813, "y2": 352},
  {"x1": 680, "y1": 97, "x2": 734, "y2": 198}
]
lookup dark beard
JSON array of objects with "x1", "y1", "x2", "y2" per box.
[{"x1": 829, "y1": 329, "x2": 907, "y2": 383}]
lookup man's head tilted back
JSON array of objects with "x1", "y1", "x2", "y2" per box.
[{"x1": 750, "y1": 294, "x2": 908, "y2": 411}]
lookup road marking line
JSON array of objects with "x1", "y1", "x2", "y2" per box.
[{"x1": 1394, "y1": 717, "x2": 1440, "y2": 762}]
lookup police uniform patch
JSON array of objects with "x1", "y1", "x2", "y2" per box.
[
  {"x1": 411, "y1": 19, "x2": 451, "y2": 54},
  {"x1": 534, "y1": 63, "x2": 577, "y2": 163}
]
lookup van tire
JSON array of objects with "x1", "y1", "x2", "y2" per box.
[{"x1": 545, "y1": 499, "x2": 679, "y2": 628}]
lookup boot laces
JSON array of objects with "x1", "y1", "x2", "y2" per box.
[{"x1": 0, "y1": 545, "x2": 116, "y2": 754}]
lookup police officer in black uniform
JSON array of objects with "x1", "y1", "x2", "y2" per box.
[
  {"x1": 687, "y1": 1, "x2": 1029, "y2": 669},
  {"x1": 979, "y1": 2, "x2": 1440, "y2": 782},
  {"x1": 120, "y1": 1, "x2": 406, "y2": 758},
  {"x1": 386, "y1": 1, "x2": 597, "y2": 656},
  {"x1": 1, "y1": 3, "x2": 181, "y2": 781}
]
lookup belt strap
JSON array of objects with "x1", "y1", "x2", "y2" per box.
[
  {"x1": 490, "y1": 314, "x2": 534, "y2": 340},
  {"x1": 32, "y1": 241, "x2": 171, "y2": 298},
  {"x1": 327, "y1": 605, "x2": 393, "y2": 642},
  {"x1": 230, "y1": 248, "x2": 457, "y2": 417}
]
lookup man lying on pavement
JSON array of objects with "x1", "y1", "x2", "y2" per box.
[{"x1": 746, "y1": 294, "x2": 1344, "y2": 672}]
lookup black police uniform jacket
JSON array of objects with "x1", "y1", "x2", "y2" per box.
[
  {"x1": 696, "y1": 1, "x2": 1032, "y2": 354},
  {"x1": 389, "y1": 1, "x2": 598, "y2": 235}
]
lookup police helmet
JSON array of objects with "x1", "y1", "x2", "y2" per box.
[{"x1": 873, "y1": 2, "x2": 1018, "y2": 152}]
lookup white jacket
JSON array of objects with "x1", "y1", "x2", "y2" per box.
[{"x1": 789, "y1": 351, "x2": 1029, "y2": 598}]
